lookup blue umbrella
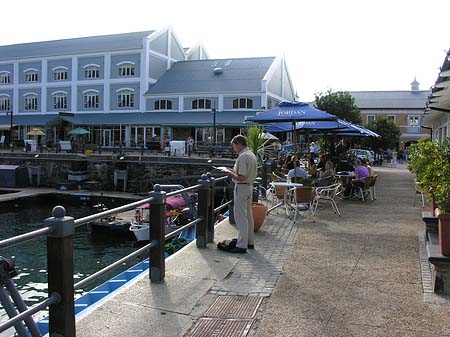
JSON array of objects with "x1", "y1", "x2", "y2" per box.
[{"x1": 246, "y1": 101, "x2": 337, "y2": 155}]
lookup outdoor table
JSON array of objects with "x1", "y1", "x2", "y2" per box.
[
  {"x1": 335, "y1": 172, "x2": 355, "y2": 197},
  {"x1": 268, "y1": 181, "x2": 303, "y2": 216}
]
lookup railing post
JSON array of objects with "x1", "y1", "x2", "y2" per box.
[
  {"x1": 149, "y1": 185, "x2": 167, "y2": 283},
  {"x1": 196, "y1": 174, "x2": 210, "y2": 248},
  {"x1": 206, "y1": 173, "x2": 215, "y2": 243},
  {"x1": 45, "y1": 206, "x2": 75, "y2": 337}
]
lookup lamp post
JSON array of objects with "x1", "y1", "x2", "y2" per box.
[
  {"x1": 212, "y1": 102, "x2": 216, "y2": 146},
  {"x1": 9, "y1": 104, "x2": 13, "y2": 152}
]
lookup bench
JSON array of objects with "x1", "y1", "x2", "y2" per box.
[
  {"x1": 58, "y1": 141, "x2": 72, "y2": 153},
  {"x1": 425, "y1": 230, "x2": 450, "y2": 295}
]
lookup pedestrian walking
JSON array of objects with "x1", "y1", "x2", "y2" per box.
[{"x1": 218, "y1": 135, "x2": 257, "y2": 253}]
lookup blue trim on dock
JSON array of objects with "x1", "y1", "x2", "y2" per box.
[{"x1": 36, "y1": 226, "x2": 197, "y2": 336}]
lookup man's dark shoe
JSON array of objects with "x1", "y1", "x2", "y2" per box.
[
  {"x1": 248, "y1": 244, "x2": 254, "y2": 249},
  {"x1": 227, "y1": 246, "x2": 247, "y2": 254}
]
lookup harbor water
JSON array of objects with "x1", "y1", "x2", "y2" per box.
[{"x1": 0, "y1": 194, "x2": 142, "y2": 326}]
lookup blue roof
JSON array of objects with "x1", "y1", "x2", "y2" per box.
[
  {"x1": 145, "y1": 57, "x2": 275, "y2": 95},
  {"x1": 0, "y1": 31, "x2": 154, "y2": 61},
  {"x1": 0, "y1": 111, "x2": 256, "y2": 128}
]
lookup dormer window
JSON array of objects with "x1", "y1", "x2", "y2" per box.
[
  {"x1": 118, "y1": 62, "x2": 135, "y2": 77},
  {"x1": 52, "y1": 91, "x2": 68, "y2": 110},
  {"x1": 24, "y1": 68, "x2": 39, "y2": 82},
  {"x1": 192, "y1": 98, "x2": 211, "y2": 110},
  {"x1": 0, "y1": 95, "x2": 11, "y2": 111},
  {"x1": 53, "y1": 67, "x2": 68, "y2": 81},
  {"x1": 24, "y1": 93, "x2": 38, "y2": 111},
  {"x1": 117, "y1": 88, "x2": 134, "y2": 108},
  {"x1": 154, "y1": 99, "x2": 172, "y2": 110},
  {"x1": 0, "y1": 71, "x2": 11, "y2": 84},
  {"x1": 233, "y1": 98, "x2": 253, "y2": 109},
  {"x1": 83, "y1": 64, "x2": 100, "y2": 79}
]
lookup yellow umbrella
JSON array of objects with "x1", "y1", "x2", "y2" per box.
[{"x1": 27, "y1": 128, "x2": 45, "y2": 136}]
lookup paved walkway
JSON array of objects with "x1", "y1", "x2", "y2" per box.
[{"x1": 75, "y1": 164, "x2": 450, "y2": 336}]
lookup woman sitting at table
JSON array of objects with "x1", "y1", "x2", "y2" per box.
[
  {"x1": 343, "y1": 159, "x2": 369, "y2": 198},
  {"x1": 313, "y1": 160, "x2": 335, "y2": 187}
]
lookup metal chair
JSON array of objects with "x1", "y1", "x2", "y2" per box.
[
  {"x1": 370, "y1": 175, "x2": 378, "y2": 200},
  {"x1": 414, "y1": 180, "x2": 426, "y2": 208},
  {"x1": 351, "y1": 176, "x2": 373, "y2": 202},
  {"x1": 287, "y1": 186, "x2": 314, "y2": 223},
  {"x1": 312, "y1": 183, "x2": 341, "y2": 216}
]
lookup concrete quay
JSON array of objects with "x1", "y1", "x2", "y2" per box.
[{"x1": 75, "y1": 164, "x2": 450, "y2": 336}]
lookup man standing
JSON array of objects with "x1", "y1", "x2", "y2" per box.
[{"x1": 222, "y1": 135, "x2": 257, "y2": 253}]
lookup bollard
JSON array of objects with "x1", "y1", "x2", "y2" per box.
[
  {"x1": 149, "y1": 185, "x2": 166, "y2": 283},
  {"x1": 45, "y1": 206, "x2": 75, "y2": 337},
  {"x1": 196, "y1": 175, "x2": 210, "y2": 248},
  {"x1": 206, "y1": 173, "x2": 215, "y2": 243}
]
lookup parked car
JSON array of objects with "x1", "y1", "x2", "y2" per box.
[{"x1": 350, "y1": 149, "x2": 374, "y2": 164}]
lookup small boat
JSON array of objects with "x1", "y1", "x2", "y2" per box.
[
  {"x1": 87, "y1": 203, "x2": 133, "y2": 234},
  {"x1": 129, "y1": 187, "x2": 197, "y2": 242}
]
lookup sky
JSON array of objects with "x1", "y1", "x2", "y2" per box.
[{"x1": 2, "y1": 0, "x2": 449, "y2": 101}]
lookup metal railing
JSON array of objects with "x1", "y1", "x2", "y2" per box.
[{"x1": 0, "y1": 172, "x2": 231, "y2": 337}]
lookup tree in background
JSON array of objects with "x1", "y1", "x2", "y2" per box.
[
  {"x1": 363, "y1": 118, "x2": 401, "y2": 150},
  {"x1": 314, "y1": 89, "x2": 362, "y2": 124}
]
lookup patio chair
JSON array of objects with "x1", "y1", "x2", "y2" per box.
[
  {"x1": 312, "y1": 183, "x2": 341, "y2": 217},
  {"x1": 370, "y1": 174, "x2": 378, "y2": 200},
  {"x1": 268, "y1": 181, "x2": 287, "y2": 214},
  {"x1": 351, "y1": 176, "x2": 373, "y2": 202},
  {"x1": 287, "y1": 186, "x2": 314, "y2": 223},
  {"x1": 414, "y1": 179, "x2": 426, "y2": 208}
]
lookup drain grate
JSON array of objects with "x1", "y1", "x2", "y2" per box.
[
  {"x1": 186, "y1": 318, "x2": 253, "y2": 337},
  {"x1": 204, "y1": 296, "x2": 263, "y2": 319}
]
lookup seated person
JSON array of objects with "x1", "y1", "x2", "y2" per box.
[
  {"x1": 360, "y1": 158, "x2": 373, "y2": 176},
  {"x1": 320, "y1": 160, "x2": 335, "y2": 178},
  {"x1": 287, "y1": 161, "x2": 309, "y2": 181},
  {"x1": 316, "y1": 153, "x2": 327, "y2": 171},
  {"x1": 343, "y1": 159, "x2": 369, "y2": 197}
]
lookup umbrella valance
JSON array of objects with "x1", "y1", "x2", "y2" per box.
[
  {"x1": 68, "y1": 127, "x2": 90, "y2": 135},
  {"x1": 27, "y1": 128, "x2": 45, "y2": 136},
  {"x1": 246, "y1": 101, "x2": 337, "y2": 123}
]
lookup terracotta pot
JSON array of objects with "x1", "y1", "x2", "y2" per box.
[
  {"x1": 252, "y1": 202, "x2": 267, "y2": 232},
  {"x1": 436, "y1": 208, "x2": 450, "y2": 256}
]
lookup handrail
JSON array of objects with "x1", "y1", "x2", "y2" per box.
[
  {"x1": 74, "y1": 240, "x2": 157, "y2": 290},
  {"x1": 166, "y1": 183, "x2": 201, "y2": 197},
  {"x1": 74, "y1": 196, "x2": 155, "y2": 227},
  {"x1": 214, "y1": 200, "x2": 232, "y2": 213},
  {"x1": 0, "y1": 226, "x2": 53, "y2": 250},
  {"x1": 165, "y1": 218, "x2": 202, "y2": 241},
  {"x1": 0, "y1": 292, "x2": 60, "y2": 333}
]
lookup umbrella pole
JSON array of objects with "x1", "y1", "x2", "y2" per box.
[{"x1": 292, "y1": 121, "x2": 298, "y2": 178}]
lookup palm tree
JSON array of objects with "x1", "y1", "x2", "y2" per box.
[{"x1": 244, "y1": 125, "x2": 271, "y2": 167}]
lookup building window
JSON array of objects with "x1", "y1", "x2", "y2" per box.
[
  {"x1": 25, "y1": 69, "x2": 39, "y2": 82},
  {"x1": 0, "y1": 95, "x2": 10, "y2": 111},
  {"x1": 84, "y1": 65, "x2": 100, "y2": 79},
  {"x1": 24, "y1": 94, "x2": 38, "y2": 111},
  {"x1": 408, "y1": 116, "x2": 420, "y2": 126},
  {"x1": 0, "y1": 71, "x2": 11, "y2": 84},
  {"x1": 118, "y1": 62, "x2": 135, "y2": 77},
  {"x1": 154, "y1": 99, "x2": 172, "y2": 110},
  {"x1": 53, "y1": 92, "x2": 68, "y2": 110},
  {"x1": 83, "y1": 90, "x2": 100, "y2": 109},
  {"x1": 367, "y1": 115, "x2": 375, "y2": 124},
  {"x1": 117, "y1": 89, "x2": 134, "y2": 108},
  {"x1": 192, "y1": 98, "x2": 211, "y2": 110},
  {"x1": 387, "y1": 115, "x2": 396, "y2": 123},
  {"x1": 232, "y1": 98, "x2": 253, "y2": 109},
  {"x1": 53, "y1": 67, "x2": 68, "y2": 81}
]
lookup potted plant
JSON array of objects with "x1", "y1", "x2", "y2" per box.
[
  {"x1": 244, "y1": 125, "x2": 271, "y2": 231},
  {"x1": 409, "y1": 138, "x2": 450, "y2": 255},
  {"x1": 408, "y1": 138, "x2": 442, "y2": 215}
]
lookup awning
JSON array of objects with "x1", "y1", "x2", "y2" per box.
[
  {"x1": 0, "y1": 111, "x2": 258, "y2": 128},
  {"x1": 0, "y1": 124, "x2": 13, "y2": 130},
  {"x1": 400, "y1": 133, "x2": 430, "y2": 139}
]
